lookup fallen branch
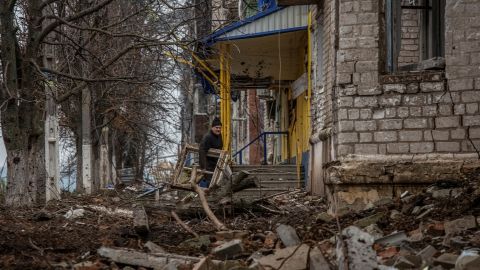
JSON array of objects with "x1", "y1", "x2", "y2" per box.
[
  {"x1": 171, "y1": 210, "x2": 199, "y2": 238},
  {"x1": 190, "y1": 166, "x2": 227, "y2": 231}
]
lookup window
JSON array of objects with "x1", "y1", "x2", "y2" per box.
[{"x1": 386, "y1": 0, "x2": 445, "y2": 73}]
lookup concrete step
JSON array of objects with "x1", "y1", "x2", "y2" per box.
[
  {"x1": 247, "y1": 173, "x2": 303, "y2": 181},
  {"x1": 256, "y1": 180, "x2": 301, "y2": 188},
  {"x1": 232, "y1": 165, "x2": 299, "y2": 173}
]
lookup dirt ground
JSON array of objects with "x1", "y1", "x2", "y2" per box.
[{"x1": 0, "y1": 182, "x2": 479, "y2": 269}]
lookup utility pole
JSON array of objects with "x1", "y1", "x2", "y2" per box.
[{"x1": 43, "y1": 7, "x2": 61, "y2": 202}]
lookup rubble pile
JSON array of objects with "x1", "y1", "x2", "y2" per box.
[{"x1": 0, "y1": 180, "x2": 479, "y2": 269}]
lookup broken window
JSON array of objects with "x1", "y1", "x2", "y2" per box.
[{"x1": 385, "y1": 0, "x2": 446, "y2": 73}]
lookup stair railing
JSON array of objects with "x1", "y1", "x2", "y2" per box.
[{"x1": 232, "y1": 131, "x2": 288, "y2": 165}]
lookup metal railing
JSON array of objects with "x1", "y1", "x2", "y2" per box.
[{"x1": 233, "y1": 131, "x2": 288, "y2": 165}]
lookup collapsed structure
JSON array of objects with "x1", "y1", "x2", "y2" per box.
[{"x1": 180, "y1": 0, "x2": 480, "y2": 211}]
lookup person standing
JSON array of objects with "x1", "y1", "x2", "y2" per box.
[{"x1": 198, "y1": 117, "x2": 223, "y2": 187}]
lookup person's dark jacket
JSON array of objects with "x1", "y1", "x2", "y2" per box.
[{"x1": 199, "y1": 130, "x2": 223, "y2": 171}]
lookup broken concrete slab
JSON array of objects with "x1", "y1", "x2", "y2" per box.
[
  {"x1": 212, "y1": 239, "x2": 244, "y2": 259},
  {"x1": 417, "y1": 245, "x2": 438, "y2": 263},
  {"x1": 133, "y1": 206, "x2": 149, "y2": 236},
  {"x1": 257, "y1": 244, "x2": 309, "y2": 270},
  {"x1": 455, "y1": 249, "x2": 480, "y2": 270},
  {"x1": 144, "y1": 241, "x2": 165, "y2": 253},
  {"x1": 444, "y1": 216, "x2": 477, "y2": 236},
  {"x1": 309, "y1": 247, "x2": 331, "y2": 270},
  {"x1": 276, "y1": 224, "x2": 301, "y2": 247},
  {"x1": 375, "y1": 231, "x2": 408, "y2": 247},
  {"x1": 433, "y1": 253, "x2": 459, "y2": 269},
  {"x1": 340, "y1": 226, "x2": 378, "y2": 270},
  {"x1": 431, "y1": 188, "x2": 462, "y2": 199}
]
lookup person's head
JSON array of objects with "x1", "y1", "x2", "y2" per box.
[{"x1": 211, "y1": 117, "x2": 222, "y2": 136}]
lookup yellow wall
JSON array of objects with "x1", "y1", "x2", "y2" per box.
[{"x1": 288, "y1": 91, "x2": 311, "y2": 159}]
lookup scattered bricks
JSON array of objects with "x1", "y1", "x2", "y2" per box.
[
  {"x1": 432, "y1": 188, "x2": 462, "y2": 199},
  {"x1": 383, "y1": 84, "x2": 406, "y2": 94},
  {"x1": 420, "y1": 82, "x2": 444, "y2": 92},
  {"x1": 339, "y1": 86, "x2": 356, "y2": 96},
  {"x1": 399, "y1": 130, "x2": 422, "y2": 142},
  {"x1": 264, "y1": 231, "x2": 277, "y2": 249},
  {"x1": 438, "y1": 104, "x2": 453, "y2": 116},
  {"x1": 379, "y1": 95, "x2": 401, "y2": 106},
  {"x1": 372, "y1": 109, "x2": 385, "y2": 119},
  {"x1": 387, "y1": 143, "x2": 409, "y2": 154},
  {"x1": 354, "y1": 144, "x2": 378, "y2": 155},
  {"x1": 385, "y1": 108, "x2": 396, "y2": 118},
  {"x1": 444, "y1": 216, "x2": 477, "y2": 236},
  {"x1": 410, "y1": 142, "x2": 434, "y2": 153},
  {"x1": 435, "y1": 116, "x2": 460, "y2": 128},
  {"x1": 403, "y1": 94, "x2": 427, "y2": 106},
  {"x1": 464, "y1": 115, "x2": 480, "y2": 126},
  {"x1": 348, "y1": 109, "x2": 360, "y2": 119},
  {"x1": 454, "y1": 104, "x2": 466, "y2": 115},
  {"x1": 360, "y1": 133, "x2": 373, "y2": 142},
  {"x1": 338, "y1": 108, "x2": 348, "y2": 120},
  {"x1": 360, "y1": 109, "x2": 373, "y2": 119},
  {"x1": 451, "y1": 129, "x2": 466, "y2": 139},
  {"x1": 212, "y1": 239, "x2": 244, "y2": 259},
  {"x1": 355, "y1": 61, "x2": 377, "y2": 72},
  {"x1": 432, "y1": 130, "x2": 450, "y2": 140},
  {"x1": 354, "y1": 120, "x2": 376, "y2": 131},
  {"x1": 338, "y1": 132, "x2": 358, "y2": 144},
  {"x1": 406, "y1": 83, "x2": 419, "y2": 93},
  {"x1": 469, "y1": 127, "x2": 480, "y2": 139},
  {"x1": 338, "y1": 97, "x2": 354, "y2": 107},
  {"x1": 466, "y1": 103, "x2": 478, "y2": 114},
  {"x1": 404, "y1": 118, "x2": 428, "y2": 129},
  {"x1": 374, "y1": 131, "x2": 397, "y2": 142},
  {"x1": 339, "y1": 121, "x2": 354, "y2": 132},
  {"x1": 354, "y1": 96, "x2": 378, "y2": 107},
  {"x1": 409, "y1": 107, "x2": 422, "y2": 117},
  {"x1": 276, "y1": 224, "x2": 301, "y2": 247},
  {"x1": 354, "y1": 213, "x2": 385, "y2": 228},
  {"x1": 379, "y1": 119, "x2": 402, "y2": 130},
  {"x1": 423, "y1": 105, "x2": 437, "y2": 116},
  {"x1": 417, "y1": 245, "x2": 438, "y2": 263},
  {"x1": 462, "y1": 90, "x2": 480, "y2": 103},
  {"x1": 433, "y1": 253, "x2": 459, "y2": 269},
  {"x1": 397, "y1": 107, "x2": 409, "y2": 118},
  {"x1": 449, "y1": 78, "x2": 474, "y2": 91}
]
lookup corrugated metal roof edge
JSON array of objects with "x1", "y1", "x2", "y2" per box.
[
  {"x1": 203, "y1": 6, "x2": 285, "y2": 46},
  {"x1": 214, "y1": 26, "x2": 307, "y2": 42}
]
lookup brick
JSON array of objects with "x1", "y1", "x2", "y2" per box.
[
  {"x1": 409, "y1": 107, "x2": 422, "y2": 117},
  {"x1": 338, "y1": 132, "x2": 358, "y2": 143},
  {"x1": 355, "y1": 61, "x2": 377, "y2": 73},
  {"x1": 454, "y1": 104, "x2": 465, "y2": 115},
  {"x1": 358, "y1": 13, "x2": 377, "y2": 24},
  {"x1": 423, "y1": 105, "x2": 437, "y2": 117},
  {"x1": 340, "y1": 1, "x2": 353, "y2": 13},
  {"x1": 383, "y1": 84, "x2": 406, "y2": 94},
  {"x1": 385, "y1": 108, "x2": 396, "y2": 118},
  {"x1": 340, "y1": 13, "x2": 357, "y2": 25},
  {"x1": 406, "y1": 83, "x2": 419, "y2": 93},
  {"x1": 348, "y1": 109, "x2": 360, "y2": 119},
  {"x1": 338, "y1": 61, "x2": 355, "y2": 73},
  {"x1": 212, "y1": 239, "x2": 244, "y2": 259},
  {"x1": 338, "y1": 73, "x2": 352, "y2": 84},
  {"x1": 469, "y1": 127, "x2": 480, "y2": 139},
  {"x1": 339, "y1": 97, "x2": 354, "y2": 107},
  {"x1": 403, "y1": 95, "x2": 427, "y2": 106},
  {"x1": 360, "y1": 1, "x2": 373, "y2": 12},
  {"x1": 360, "y1": 72, "x2": 378, "y2": 84},
  {"x1": 338, "y1": 144, "x2": 354, "y2": 155},
  {"x1": 462, "y1": 140, "x2": 480, "y2": 152},
  {"x1": 397, "y1": 107, "x2": 409, "y2": 118},
  {"x1": 339, "y1": 121, "x2": 354, "y2": 131},
  {"x1": 340, "y1": 86, "x2": 357, "y2": 96},
  {"x1": 354, "y1": 97, "x2": 378, "y2": 107},
  {"x1": 354, "y1": 144, "x2": 378, "y2": 155},
  {"x1": 399, "y1": 130, "x2": 422, "y2": 142},
  {"x1": 410, "y1": 142, "x2": 434, "y2": 153},
  {"x1": 424, "y1": 131, "x2": 433, "y2": 141},
  {"x1": 358, "y1": 86, "x2": 382, "y2": 95},
  {"x1": 466, "y1": 103, "x2": 479, "y2": 114},
  {"x1": 462, "y1": 91, "x2": 480, "y2": 102},
  {"x1": 438, "y1": 104, "x2": 453, "y2": 116},
  {"x1": 338, "y1": 108, "x2": 348, "y2": 120},
  {"x1": 387, "y1": 143, "x2": 410, "y2": 154},
  {"x1": 379, "y1": 95, "x2": 402, "y2": 106},
  {"x1": 404, "y1": 118, "x2": 428, "y2": 129},
  {"x1": 449, "y1": 78, "x2": 474, "y2": 91},
  {"x1": 432, "y1": 130, "x2": 450, "y2": 141},
  {"x1": 360, "y1": 109, "x2": 372, "y2": 119},
  {"x1": 436, "y1": 142, "x2": 460, "y2": 152},
  {"x1": 372, "y1": 109, "x2": 385, "y2": 119},
  {"x1": 446, "y1": 54, "x2": 470, "y2": 66},
  {"x1": 420, "y1": 82, "x2": 444, "y2": 93},
  {"x1": 379, "y1": 119, "x2": 403, "y2": 130},
  {"x1": 355, "y1": 120, "x2": 377, "y2": 131},
  {"x1": 360, "y1": 133, "x2": 373, "y2": 142},
  {"x1": 374, "y1": 131, "x2": 397, "y2": 142},
  {"x1": 340, "y1": 38, "x2": 357, "y2": 49},
  {"x1": 436, "y1": 116, "x2": 460, "y2": 128},
  {"x1": 451, "y1": 129, "x2": 466, "y2": 140},
  {"x1": 340, "y1": 26, "x2": 353, "y2": 37}
]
